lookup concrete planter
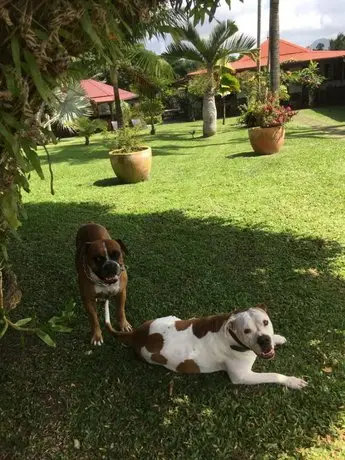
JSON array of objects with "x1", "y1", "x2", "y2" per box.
[
  {"x1": 248, "y1": 126, "x2": 285, "y2": 155},
  {"x1": 109, "y1": 146, "x2": 152, "y2": 183}
]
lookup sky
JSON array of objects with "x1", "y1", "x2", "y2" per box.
[{"x1": 147, "y1": 0, "x2": 345, "y2": 53}]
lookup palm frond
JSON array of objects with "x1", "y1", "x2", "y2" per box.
[
  {"x1": 207, "y1": 20, "x2": 238, "y2": 51},
  {"x1": 128, "y1": 47, "x2": 174, "y2": 80},
  {"x1": 172, "y1": 22, "x2": 208, "y2": 58},
  {"x1": 164, "y1": 42, "x2": 205, "y2": 65},
  {"x1": 47, "y1": 83, "x2": 92, "y2": 130},
  {"x1": 223, "y1": 33, "x2": 257, "y2": 56}
]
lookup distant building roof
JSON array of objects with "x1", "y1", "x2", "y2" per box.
[
  {"x1": 187, "y1": 39, "x2": 345, "y2": 76},
  {"x1": 80, "y1": 79, "x2": 137, "y2": 103},
  {"x1": 232, "y1": 39, "x2": 345, "y2": 71}
]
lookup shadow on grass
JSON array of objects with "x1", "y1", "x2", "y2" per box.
[
  {"x1": 311, "y1": 107, "x2": 345, "y2": 124},
  {"x1": 41, "y1": 140, "x2": 108, "y2": 165},
  {"x1": 288, "y1": 125, "x2": 345, "y2": 139},
  {"x1": 1, "y1": 203, "x2": 345, "y2": 459},
  {"x1": 93, "y1": 177, "x2": 123, "y2": 187},
  {"x1": 227, "y1": 151, "x2": 259, "y2": 159}
]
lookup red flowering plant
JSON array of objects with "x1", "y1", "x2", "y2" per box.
[{"x1": 238, "y1": 94, "x2": 297, "y2": 128}]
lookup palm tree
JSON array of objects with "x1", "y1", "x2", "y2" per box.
[
  {"x1": 269, "y1": 0, "x2": 280, "y2": 94},
  {"x1": 164, "y1": 20, "x2": 255, "y2": 137}
]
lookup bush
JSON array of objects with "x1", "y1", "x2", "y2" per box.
[
  {"x1": 70, "y1": 117, "x2": 108, "y2": 145},
  {"x1": 104, "y1": 126, "x2": 143, "y2": 154},
  {"x1": 238, "y1": 94, "x2": 297, "y2": 128}
]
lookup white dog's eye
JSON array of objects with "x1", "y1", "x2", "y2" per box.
[
  {"x1": 263, "y1": 320, "x2": 269, "y2": 326},
  {"x1": 244, "y1": 328, "x2": 251, "y2": 334}
]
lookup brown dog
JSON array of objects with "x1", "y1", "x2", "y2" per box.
[{"x1": 75, "y1": 222, "x2": 131, "y2": 345}]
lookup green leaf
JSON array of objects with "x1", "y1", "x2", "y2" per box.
[
  {"x1": 21, "y1": 140, "x2": 44, "y2": 179},
  {"x1": 1, "y1": 244, "x2": 8, "y2": 261},
  {"x1": 1, "y1": 113, "x2": 24, "y2": 130},
  {"x1": 2, "y1": 190, "x2": 21, "y2": 229},
  {"x1": 23, "y1": 50, "x2": 51, "y2": 101},
  {"x1": 36, "y1": 329, "x2": 56, "y2": 347},
  {"x1": 0, "y1": 321, "x2": 8, "y2": 339},
  {"x1": 50, "y1": 324, "x2": 72, "y2": 333},
  {"x1": 3, "y1": 68, "x2": 20, "y2": 97},
  {"x1": 0, "y1": 121, "x2": 14, "y2": 145},
  {"x1": 80, "y1": 11, "x2": 104, "y2": 50},
  {"x1": 11, "y1": 36, "x2": 22, "y2": 77},
  {"x1": 14, "y1": 317, "x2": 32, "y2": 327}
]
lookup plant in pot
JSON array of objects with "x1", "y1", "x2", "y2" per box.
[
  {"x1": 106, "y1": 127, "x2": 152, "y2": 184},
  {"x1": 238, "y1": 95, "x2": 297, "y2": 155}
]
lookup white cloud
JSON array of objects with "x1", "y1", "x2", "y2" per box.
[{"x1": 147, "y1": 0, "x2": 345, "y2": 53}]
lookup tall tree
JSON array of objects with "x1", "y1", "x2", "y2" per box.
[
  {"x1": 329, "y1": 33, "x2": 345, "y2": 50},
  {"x1": 269, "y1": 0, "x2": 280, "y2": 94},
  {"x1": 164, "y1": 20, "x2": 255, "y2": 137}
]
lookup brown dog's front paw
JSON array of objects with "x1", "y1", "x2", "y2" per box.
[
  {"x1": 91, "y1": 330, "x2": 104, "y2": 346},
  {"x1": 120, "y1": 320, "x2": 132, "y2": 332}
]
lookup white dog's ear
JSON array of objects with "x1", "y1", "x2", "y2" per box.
[{"x1": 255, "y1": 303, "x2": 268, "y2": 313}]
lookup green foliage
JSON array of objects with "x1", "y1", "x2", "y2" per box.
[
  {"x1": 238, "y1": 70, "x2": 290, "y2": 103},
  {"x1": 139, "y1": 97, "x2": 164, "y2": 134},
  {"x1": 218, "y1": 73, "x2": 240, "y2": 96},
  {"x1": 120, "y1": 101, "x2": 132, "y2": 126},
  {"x1": 238, "y1": 94, "x2": 297, "y2": 128},
  {"x1": 0, "y1": 299, "x2": 76, "y2": 347},
  {"x1": 187, "y1": 74, "x2": 211, "y2": 97},
  {"x1": 284, "y1": 61, "x2": 325, "y2": 90},
  {"x1": 105, "y1": 126, "x2": 143, "y2": 153},
  {"x1": 69, "y1": 117, "x2": 108, "y2": 145},
  {"x1": 329, "y1": 33, "x2": 345, "y2": 50}
]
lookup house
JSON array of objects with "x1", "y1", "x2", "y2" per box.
[
  {"x1": 80, "y1": 79, "x2": 138, "y2": 117},
  {"x1": 232, "y1": 39, "x2": 345, "y2": 107},
  {"x1": 187, "y1": 39, "x2": 345, "y2": 108}
]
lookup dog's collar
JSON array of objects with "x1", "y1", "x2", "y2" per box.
[{"x1": 229, "y1": 330, "x2": 251, "y2": 352}]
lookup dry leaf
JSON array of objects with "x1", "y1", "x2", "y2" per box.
[
  {"x1": 307, "y1": 268, "x2": 320, "y2": 277},
  {"x1": 74, "y1": 439, "x2": 80, "y2": 450},
  {"x1": 322, "y1": 367, "x2": 333, "y2": 373},
  {"x1": 168, "y1": 380, "x2": 174, "y2": 397}
]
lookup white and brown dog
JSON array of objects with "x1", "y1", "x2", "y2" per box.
[
  {"x1": 75, "y1": 222, "x2": 131, "y2": 346},
  {"x1": 110, "y1": 305, "x2": 308, "y2": 389}
]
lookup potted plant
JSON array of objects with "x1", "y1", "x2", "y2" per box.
[
  {"x1": 239, "y1": 95, "x2": 297, "y2": 155},
  {"x1": 106, "y1": 127, "x2": 152, "y2": 183}
]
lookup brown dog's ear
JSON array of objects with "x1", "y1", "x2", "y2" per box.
[
  {"x1": 228, "y1": 320, "x2": 235, "y2": 331},
  {"x1": 255, "y1": 303, "x2": 268, "y2": 312},
  {"x1": 116, "y1": 239, "x2": 129, "y2": 255}
]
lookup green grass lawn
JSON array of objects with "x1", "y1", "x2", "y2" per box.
[{"x1": 1, "y1": 109, "x2": 345, "y2": 459}]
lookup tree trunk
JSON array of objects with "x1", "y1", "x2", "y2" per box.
[
  {"x1": 222, "y1": 98, "x2": 226, "y2": 125},
  {"x1": 150, "y1": 117, "x2": 155, "y2": 135},
  {"x1": 256, "y1": 0, "x2": 262, "y2": 100},
  {"x1": 308, "y1": 88, "x2": 316, "y2": 107},
  {"x1": 202, "y1": 68, "x2": 217, "y2": 137},
  {"x1": 110, "y1": 67, "x2": 124, "y2": 128},
  {"x1": 269, "y1": 0, "x2": 280, "y2": 95},
  {"x1": 85, "y1": 136, "x2": 90, "y2": 146}
]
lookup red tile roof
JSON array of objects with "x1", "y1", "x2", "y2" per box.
[
  {"x1": 80, "y1": 79, "x2": 137, "y2": 103},
  {"x1": 232, "y1": 39, "x2": 345, "y2": 71},
  {"x1": 187, "y1": 39, "x2": 345, "y2": 75}
]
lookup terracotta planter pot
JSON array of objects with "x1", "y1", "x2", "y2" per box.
[
  {"x1": 248, "y1": 126, "x2": 285, "y2": 155},
  {"x1": 109, "y1": 146, "x2": 152, "y2": 183}
]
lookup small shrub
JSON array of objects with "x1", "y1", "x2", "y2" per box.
[
  {"x1": 104, "y1": 126, "x2": 143, "y2": 154},
  {"x1": 238, "y1": 94, "x2": 297, "y2": 128},
  {"x1": 69, "y1": 117, "x2": 107, "y2": 145}
]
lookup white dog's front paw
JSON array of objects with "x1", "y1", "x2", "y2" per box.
[
  {"x1": 274, "y1": 335, "x2": 287, "y2": 346},
  {"x1": 285, "y1": 376, "x2": 308, "y2": 390}
]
